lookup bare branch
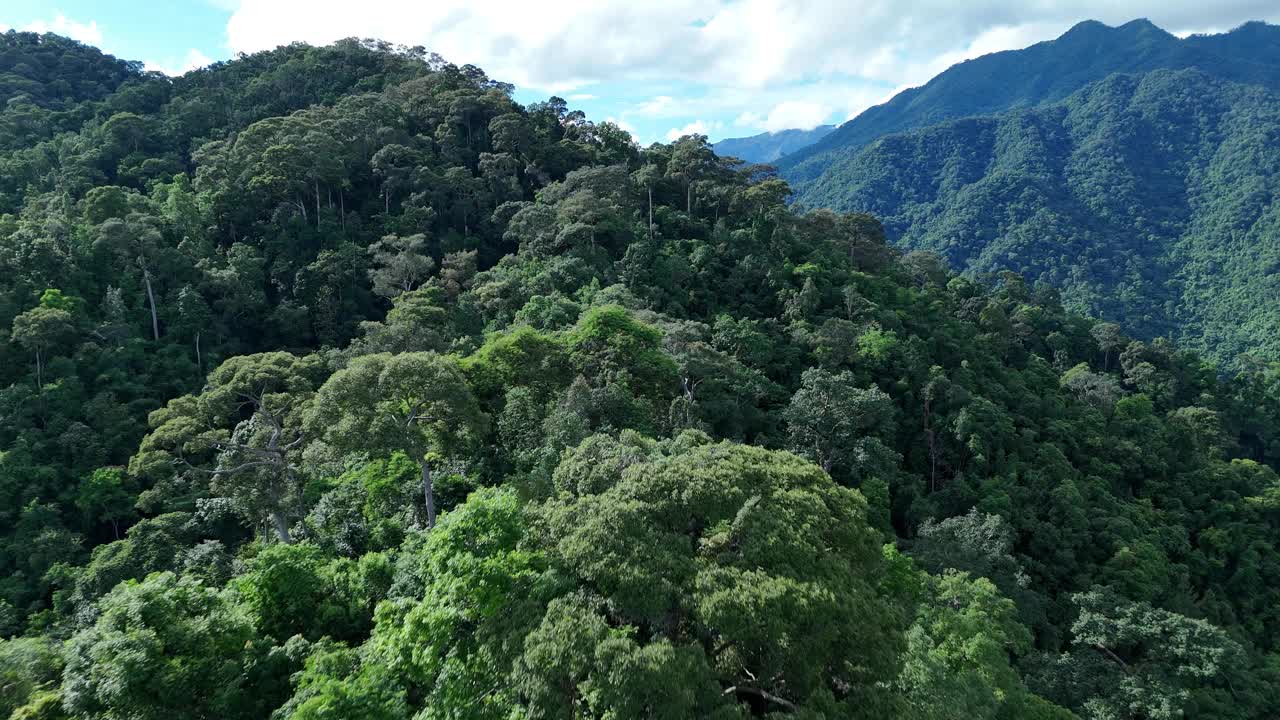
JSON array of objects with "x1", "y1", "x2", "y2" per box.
[{"x1": 721, "y1": 685, "x2": 797, "y2": 712}]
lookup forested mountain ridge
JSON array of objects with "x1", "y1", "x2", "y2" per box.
[
  {"x1": 779, "y1": 19, "x2": 1280, "y2": 190},
  {"x1": 794, "y1": 68, "x2": 1280, "y2": 365},
  {"x1": 712, "y1": 124, "x2": 835, "y2": 163},
  {"x1": 1, "y1": 29, "x2": 1280, "y2": 720}
]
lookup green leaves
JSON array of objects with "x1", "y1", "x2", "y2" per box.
[
  {"x1": 62, "y1": 572, "x2": 291, "y2": 720},
  {"x1": 234, "y1": 543, "x2": 380, "y2": 643},
  {"x1": 308, "y1": 351, "x2": 487, "y2": 528},
  {"x1": 1027, "y1": 587, "x2": 1247, "y2": 720},
  {"x1": 785, "y1": 367, "x2": 897, "y2": 479},
  {"x1": 309, "y1": 352, "x2": 486, "y2": 464}
]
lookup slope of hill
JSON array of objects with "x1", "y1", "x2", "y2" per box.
[
  {"x1": 712, "y1": 124, "x2": 834, "y2": 163},
  {"x1": 797, "y1": 68, "x2": 1280, "y2": 364},
  {"x1": 0, "y1": 30, "x2": 142, "y2": 108},
  {"x1": 780, "y1": 19, "x2": 1280, "y2": 190},
  {"x1": 2, "y1": 31, "x2": 1280, "y2": 720}
]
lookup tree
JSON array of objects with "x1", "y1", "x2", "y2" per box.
[
  {"x1": 131, "y1": 353, "x2": 327, "y2": 543},
  {"x1": 785, "y1": 367, "x2": 896, "y2": 476},
  {"x1": 0, "y1": 636, "x2": 63, "y2": 719},
  {"x1": 173, "y1": 284, "x2": 213, "y2": 374},
  {"x1": 1090, "y1": 323, "x2": 1126, "y2": 372},
  {"x1": 897, "y1": 569, "x2": 1048, "y2": 720},
  {"x1": 366, "y1": 233, "x2": 436, "y2": 299},
  {"x1": 304, "y1": 435, "x2": 912, "y2": 718},
  {"x1": 94, "y1": 212, "x2": 169, "y2": 341},
  {"x1": 75, "y1": 467, "x2": 134, "y2": 539},
  {"x1": 307, "y1": 352, "x2": 487, "y2": 528},
  {"x1": 1060, "y1": 363, "x2": 1123, "y2": 413},
  {"x1": 10, "y1": 300, "x2": 76, "y2": 391},
  {"x1": 62, "y1": 572, "x2": 294, "y2": 720},
  {"x1": 1027, "y1": 587, "x2": 1247, "y2": 720},
  {"x1": 666, "y1": 134, "x2": 717, "y2": 214},
  {"x1": 348, "y1": 287, "x2": 451, "y2": 356},
  {"x1": 632, "y1": 164, "x2": 662, "y2": 238},
  {"x1": 233, "y1": 543, "x2": 381, "y2": 643}
]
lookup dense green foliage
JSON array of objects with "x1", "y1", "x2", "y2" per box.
[
  {"x1": 712, "y1": 125, "x2": 835, "y2": 164},
  {"x1": 2, "y1": 28, "x2": 1280, "y2": 720},
  {"x1": 795, "y1": 68, "x2": 1280, "y2": 364}
]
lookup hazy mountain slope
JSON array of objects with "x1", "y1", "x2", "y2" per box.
[
  {"x1": 712, "y1": 124, "x2": 835, "y2": 163},
  {"x1": 800, "y1": 68, "x2": 1280, "y2": 363},
  {"x1": 780, "y1": 19, "x2": 1280, "y2": 191}
]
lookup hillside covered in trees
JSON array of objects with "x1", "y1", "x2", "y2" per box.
[
  {"x1": 3, "y1": 28, "x2": 1280, "y2": 720},
  {"x1": 791, "y1": 68, "x2": 1280, "y2": 365}
]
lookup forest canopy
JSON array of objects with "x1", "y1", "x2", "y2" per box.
[{"x1": 1, "y1": 28, "x2": 1279, "y2": 720}]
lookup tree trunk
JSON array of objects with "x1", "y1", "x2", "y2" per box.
[
  {"x1": 144, "y1": 272, "x2": 160, "y2": 341},
  {"x1": 686, "y1": 183, "x2": 692, "y2": 214},
  {"x1": 315, "y1": 179, "x2": 321, "y2": 226},
  {"x1": 923, "y1": 398, "x2": 937, "y2": 492},
  {"x1": 195, "y1": 331, "x2": 202, "y2": 376},
  {"x1": 34, "y1": 349, "x2": 43, "y2": 391},
  {"x1": 419, "y1": 457, "x2": 437, "y2": 529},
  {"x1": 271, "y1": 510, "x2": 294, "y2": 544},
  {"x1": 648, "y1": 186, "x2": 653, "y2": 239}
]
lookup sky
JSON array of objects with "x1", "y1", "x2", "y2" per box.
[{"x1": 4, "y1": 1, "x2": 1280, "y2": 145}]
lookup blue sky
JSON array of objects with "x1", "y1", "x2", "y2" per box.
[{"x1": 5, "y1": 1, "x2": 1280, "y2": 145}]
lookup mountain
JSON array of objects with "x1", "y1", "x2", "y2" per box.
[
  {"x1": 780, "y1": 19, "x2": 1280, "y2": 190},
  {"x1": 795, "y1": 68, "x2": 1280, "y2": 365},
  {"x1": 4, "y1": 29, "x2": 1280, "y2": 720},
  {"x1": 712, "y1": 124, "x2": 835, "y2": 163}
]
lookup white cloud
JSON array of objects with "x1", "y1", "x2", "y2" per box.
[
  {"x1": 635, "y1": 95, "x2": 680, "y2": 117},
  {"x1": 144, "y1": 49, "x2": 215, "y2": 76},
  {"x1": 21, "y1": 14, "x2": 103, "y2": 46},
  {"x1": 665, "y1": 119, "x2": 722, "y2": 141},
  {"x1": 224, "y1": 2, "x2": 1280, "y2": 94},
  {"x1": 734, "y1": 111, "x2": 762, "y2": 128},
  {"x1": 218, "y1": 0, "x2": 1280, "y2": 137},
  {"x1": 568, "y1": 93, "x2": 597, "y2": 101},
  {"x1": 762, "y1": 100, "x2": 831, "y2": 131}
]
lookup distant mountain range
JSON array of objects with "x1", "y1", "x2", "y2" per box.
[
  {"x1": 780, "y1": 19, "x2": 1280, "y2": 191},
  {"x1": 720, "y1": 19, "x2": 1280, "y2": 364},
  {"x1": 711, "y1": 125, "x2": 834, "y2": 163}
]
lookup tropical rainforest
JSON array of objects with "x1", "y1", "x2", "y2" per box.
[
  {"x1": 776, "y1": 19, "x2": 1280, "y2": 366},
  {"x1": 2, "y1": 27, "x2": 1280, "y2": 720}
]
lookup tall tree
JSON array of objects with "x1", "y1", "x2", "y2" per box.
[
  {"x1": 131, "y1": 352, "x2": 327, "y2": 542},
  {"x1": 366, "y1": 233, "x2": 435, "y2": 299},
  {"x1": 785, "y1": 367, "x2": 896, "y2": 476},
  {"x1": 94, "y1": 213, "x2": 168, "y2": 341},
  {"x1": 307, "y1": 352, "x2": 486, "y2": 528}
]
